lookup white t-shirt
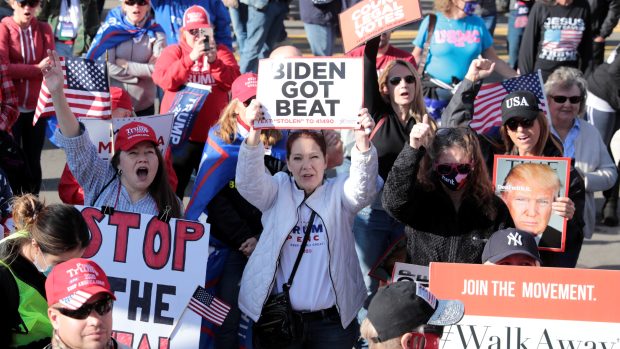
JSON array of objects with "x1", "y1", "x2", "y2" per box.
[{"x1": 275, "y1": 203, "x2": 336, "y2": 312}]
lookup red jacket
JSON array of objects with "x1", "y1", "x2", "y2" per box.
[
  {"x1": 153, "y1": 41, "x2": 239, "y2": 143},
  {"x1": 0, "y1": 17, "x2": 54, "y2": 111}
]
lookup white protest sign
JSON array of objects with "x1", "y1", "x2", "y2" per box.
[
  {"x1": 113, "y1": 113, "x2": 175, "y2": 155},
  {"x1": 77, "y1": 206, "x2": 211, "y2": 348},
  {"x1": 81, "y1": 118, "x2": 113, "y2": 160},
  {"x1": 390, "y1": 262, "x2": 429, "y2": 285},
  {"x1": 256, "y1": 57, "x2": 363, "y2": 129}
]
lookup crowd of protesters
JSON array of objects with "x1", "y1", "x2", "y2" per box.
[{"x1": 0, "y1": 0, "x2": 619, "y2": 347}]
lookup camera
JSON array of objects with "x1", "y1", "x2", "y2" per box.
[{"x1": 199, "y1": 27, "x2": 213, "y2": 47}]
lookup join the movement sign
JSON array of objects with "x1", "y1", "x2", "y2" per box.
[{"x1": 429, "y1": 263, "x2": 620, "y2": 348}]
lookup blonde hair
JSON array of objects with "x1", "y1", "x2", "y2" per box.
[
  {"x1": 502, "y1": 163, "x2": 562, "y2": 195},
  {"x1": 435, "y1": 0, "x2": 454, "y2": 14},
  {"x1": 378, "y1": 60, "x2": 429, "y2": 125},
  {"x1": 214, "y1": 98, "x2": 281, "y2": 146}
]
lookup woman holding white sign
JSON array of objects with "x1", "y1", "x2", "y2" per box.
[
  {"x1": 0, "y1": 194, "x2": 90, "y2": 348},
  {"x1": 235, "y1": 101, "x2": 379, "y2": 348},
  {"x1": 42, "y1": 50, "x2": 183, "y2": 218}
]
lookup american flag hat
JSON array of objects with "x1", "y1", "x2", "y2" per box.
[{"x1": 45, "y1": 258, "x2": 115, "y2": 310}]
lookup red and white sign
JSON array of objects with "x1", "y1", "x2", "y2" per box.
[{"x1": 78, "y1": 206, "x2": 211, "y2": 348}]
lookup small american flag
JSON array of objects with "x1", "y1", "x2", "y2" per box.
[
  {"x1": 187, "y1": 285, "x2": 230, "y2": 326},
  {"x1": 542, "y1": 29, "x2": 583, "y2": 51},
  {"x1": 470, "y1": 72, "x2": 547, "y2": 135},
  {"x1": 34, "y1": 56, "x2": 111, "y2": 125}
]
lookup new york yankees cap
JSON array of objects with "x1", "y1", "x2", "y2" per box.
[{"x1": 482, "y1": 228, "x2": 541, "y2": 264}]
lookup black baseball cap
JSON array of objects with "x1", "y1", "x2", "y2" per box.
[
  {"x1": 482, "y1": 228, "x2": 541, "y2": 264},
  {"x1": 367, "y1": 281, "x2": 464, "y2": 342},
  {"x1": 501, "y1": 91, "x2": 541, "y2": 124}
]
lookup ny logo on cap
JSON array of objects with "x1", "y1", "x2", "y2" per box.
[
  {"x1": 505, "y1": 96, "x2": 529, "y2": 109},
  {"x1": 507, "y1": 232, "x2": 523, "y2": 246}
]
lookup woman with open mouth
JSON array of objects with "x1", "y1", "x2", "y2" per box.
[
  {"x1": 442, "y1": 59, "x2": 592, "y2": 267},
  {"x1": 41, "y1": 49, "x2": 182, "y2": 219}
]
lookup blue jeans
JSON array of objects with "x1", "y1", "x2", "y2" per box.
[
  {"x1": 353, "y1": 206, "x2": 405, "y2": 304},
  {"x1": 507, "y1": 10, "x2": 525, "y2": 69},
  {"x1": 239, "y1": 1, "x2": 289, "y2": 73},
  {"x1": 229, "y1": 3, "x2": 248, "y2": 54},
  {"x1": 303, "y1": 23, "x2": 336, "y2": 56},
  {"x1": 215, "y1": 250, "x2": 247, "y2": 349},
  {"x1": 482, "y1": 14, "x2": 497, "y2": 36},
  {"x1": 55, "y1": 41, "x2": 74, "y2": 58},
  {"x1": 281, "y1": 314, "x2": 359, "y2": 349}
]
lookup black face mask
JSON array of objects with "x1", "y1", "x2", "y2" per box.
[{"x1": 436, "y1": 171, "x2": 470, "y2": 191}]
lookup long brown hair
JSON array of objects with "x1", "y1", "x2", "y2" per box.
[
  {"x1": 215, "y1": 98, "x2": 282, "y2": 146},
  {"x1": 111, "y1": 148, "x2": 182, "y2": 218},
  {"x1": 378, "y1": 60, "x2": 429, "y2": 124},
  {"x1": 0, "y1": 194, "x2": 90, "y2": 265},
  {"x1": 418, "y1": 128, "x2": 497, "y2": 219},
  {"x1": 500, "y1": 112, "x2": 563, "y2": 156}
]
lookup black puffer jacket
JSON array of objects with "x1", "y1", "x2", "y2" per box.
[{"x1": 382, "y1": 145, "x2": 513, "y2": 266}]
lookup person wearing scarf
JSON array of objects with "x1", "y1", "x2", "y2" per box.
[{"x1": 87, "y1": 1, "x2": 165, "y2": 116}]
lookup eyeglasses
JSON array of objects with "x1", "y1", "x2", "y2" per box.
[
  {"x1": 505, "y1": 118, "x2": 535, "y2": 131},
  {"x1": 124, "y1": 0, "x2": 149, "y2": 6},
  {"x1": 189, "y1": 29, "x2": 201, "y2": 37},
  {"x1": 434, "y1": 162, "x2": 473, "y2": 176},
  {"x1": 549, "y1": 95, "x2": 582, "y2": 104},
  {"x1": 389, "y1": 75, "x2": 415, "y2": 86},
  {"x1": 57, "y1": 297, "x2": 113, "y2": 320},
  {"x1": 18, "y1": 0, "x2": 40, "y2": 7}
]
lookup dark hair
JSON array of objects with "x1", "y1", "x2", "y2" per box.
[
  {"x1": 500, "y1": 112, "x2": 563, "y2": 156},
  {"x1": 0, "y1": 194, "x2": 90, "y2": 265},
  {"x1": 285, "y1": 131, "x2": 327, "y2": 159},
  {"x1": 111, "y1": 146, "x2": 182, "y2": 218},
  {"x1": 418, "y1": 128, "x2": 497, "y2": 219}
]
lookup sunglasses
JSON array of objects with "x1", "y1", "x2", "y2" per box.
[
  {"x1": 434, "y1": 162, "x2": 473, "y2": 176},
  {"x1": 505, "y1": 118, "x2": 535, "y2": 131},
  {"x1": 18, "y1": 0, "x2": 40, "y2": 7},
  {"x1": 389, "y1": 75, "x2": 415, "y2": 86},
  {"x1": 549, "y1": 95, "x2": 582, "y2": 104},
  {"x1": 57, "y1": 297, "x2": 113, "y2": 320},
  {"x1": 124, "y1": 0, "x2": 149, "y2": 6},
  {"x1": 243, "y1": 97, "x2": 255, "y2": 108}
]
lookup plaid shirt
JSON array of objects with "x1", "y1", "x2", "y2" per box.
[{"x1": 0, "y1": 64, "x2": 19, "y2": 132}]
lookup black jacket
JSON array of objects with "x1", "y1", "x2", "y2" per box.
[
  {"x1": 382, "y1": 145, "x2": 513, "y2": 266},
  {"x1": 518, "y1": 0, "x2": 592, "y2": 80},
  {"x1": 206, "y1": 155, "x2": 286, "y2": 249},
  {"x1": 0, "y1": 254, "x2": 49, "y2": 349},
  {"x1": 587, "y1": 46, "x2": 620, "y2": 110},
  {"x1": 588, "y1": 0, "x2": 620, "y2": 38}
]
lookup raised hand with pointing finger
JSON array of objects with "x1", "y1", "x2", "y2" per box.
[{"x1": 409, "y1": 114, "x2": 433, "y2": 149}]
